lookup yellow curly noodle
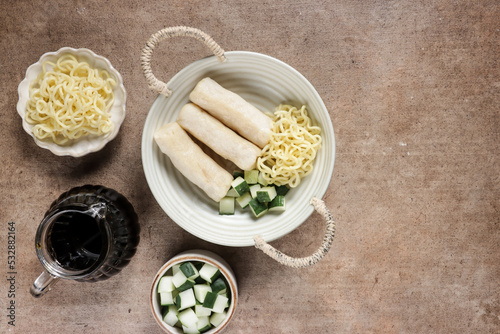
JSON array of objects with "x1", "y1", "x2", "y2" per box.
[
  {"x1": 257, "y1": 105, "x2": 322, "y2": 188},
  {"x1": 25, "y1": 54, "x2": 116, "y2": 145}
]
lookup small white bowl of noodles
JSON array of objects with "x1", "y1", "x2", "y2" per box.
[{"x1": 17, "y1": 47, "x2": 126, "y2": 157}]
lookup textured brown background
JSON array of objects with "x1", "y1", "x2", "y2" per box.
[{"x1": 1, "y1": 0, "x2": 499, "y2": 333}]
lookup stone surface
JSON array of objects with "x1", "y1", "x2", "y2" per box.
[{"x1": 0, "y1": 0, "x2": 498, "y2": 333}]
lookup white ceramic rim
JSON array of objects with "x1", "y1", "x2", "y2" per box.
[
  {"x1": 142, "y1": 51, "x2": 335, "y2": 246},
  {"x1": 150, "y1": 250, "x2": 238, "y2": 334},
  {"x1": 16, "y1": 47, "x2": 127, "y2": 157}
]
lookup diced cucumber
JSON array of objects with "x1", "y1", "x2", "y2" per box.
[
  {"x1": 158, "y1": 276, "x2": 175, "y2": 292},
  {"x1": 163, "y1": 305, "x2": 179, "y2": 327},
  {"x1": 197, "y1": 316, "x2": 211, "y2": 332},
  {"x1": 268, "y1": 195, "x2": 286, "y2": 212},
  {"x1": 244, "y1": 170, "x2": 259, "y2": 184},
  {"x1": 232, "y1": 170, "x2": 244, "y2": 178},
  {"x1": 182, "y1": 324, "x2": 200, "y2": 334},
  {"x1": 210, "y1": 311, "x2": 227, "y2": 327},
  {"x1": 258, "y1": 172, "x2": 269, "y2": 186},
  {"x1": 218, "y1": 197, "x2": 235, "y2": 215},
  {"x1": 223, "y1": 168, "x2": 287, "y2": 218},
  {"x1": 193, "y1": 262, "x2": 205, "y2": 283},
  {"x1": 221, "y1": 292, "x2": 230, "y2": 307},
  {"x1": 157, "y1": 260, "x2": 232, "y2": 333},
  {"x1": 182, "y1": 325, "x2": 200, "y2": 334},
  {"x1": 231, "y1": 176, "x2": 250, "y2": 196},
  {"x1": 202, "y1": 291, "x2": 228, "y2": 313},
  {"x1": 180, "y1": 262, "x2": 200, "y2": 280},
  {"x1": 173, "y1": 270, "x2": 195, "y2": 291},
  {"x1": 256, "y1": 186, "x2": 277, "y2": 203},
  {"x1": 194, "y1": 284, "x2": 212, "y2": 303},
  {"x1": 202, "y1": 291, "x2": 218, "y2": 309},
  {"x1": 160, "y1": 291, "x2": 176, "y2": 306},
  {"x1": 176, "y1": 288, "x2": 197, "y2": 311},
  {"x1": 211, "y1": 294, "x2": 229, "y2": 313},
  {"x1": 210, "y1": 277, "x2": 227, "y2": 295},
  {"x1": 235, "y1": 192, "x2": 252, "y2": 209},
  {"x1": 178, "y1": 307, "x2": 198, "y2": 328},
  {"x1": 199, "y1": 263, "x2": 220, "y2": 283},
  {"x1": 249, "y1": 184, "x2": 261, "y2": 198},
  {"x1": 248, "y1": 198, "x2": 268, "y2": 218},
  {"x1": 172, "y1": 263, "x2": 181, "y2": 275},
  {"x1": 225, "y1": 187, "x2": 239, "y2": 197},
  {"x1": 195, "y1": 304, "x2": 212, "y2": 317},
  {"x1": 275, "y1": 184, "x2": 290, "y2": 196}
]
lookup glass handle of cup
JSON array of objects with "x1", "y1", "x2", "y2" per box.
[{"x1": 30, "y1": 271, "x2": 59, "y2": 298}]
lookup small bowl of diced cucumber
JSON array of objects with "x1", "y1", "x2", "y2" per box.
[{"x1": 150, "y1": 249, "x2": 238, "y2": 334}]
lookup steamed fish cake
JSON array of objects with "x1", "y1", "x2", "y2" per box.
[
  {"x1": 177, "y1": 103, "x2": 262, "y2": 171},
  {"x1": 154, "y1": 122, "x2": 233, "y2": 202},
  {"x1": 189, "y1": 77, "x2": 272, "y2": 148}
]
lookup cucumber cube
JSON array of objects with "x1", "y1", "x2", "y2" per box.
[
  {"x1": 275, "y1": 184, "x2": 290, "y2": 196},
  {"x1": 193, "y1": 262, "x2": 206, "y2": 283},
  {"x1": 210, "y1": 310, "x2": 227, "y2": 327},
  {"x1": 178, "y1": 307, "x2": 199, "y2": 327},
  {"x1": 203, "y1": 291, "x2": 228, "y2": 313},
  {"x1": 176, "y1": 288, "x2": 196, "y2": 311},
  {"x1": 197, "y1": 316, "x2": 212, "y2": 332},
  {"x1": 231, "y1": 177, "x2": 250, "y2": 196},
  {"x1": 232, "y1": 170, "x2": 244, "y2": 178},
  {"x1": 211, "y1": 294, "x2": 229, "y2": 313},
  {"x1": 172, "y1": 263, "x2": 181, "y2": 275},
  {"x1": 226, "y1": 187, "x2": 239, "y2": 197},
  {"x1": 199, "y1": 263, "x2": 220, "y2": 283},
  {"x1": 202, "y1": 291, "x2": 218, "y2": 309},
  {"x1": 160, "y1": 291, "x2": 175, "y2": 306},
  {"x1": 218, "y1": 197, "x2": 235, "y2": 215},
  {"x1": 235, "y1": 192, "x2": 252, "y2": 209},
  {"x1": 256, "y1": 186, "x2": 277, "y2": 203},
  {"x1": 173, "y1": 270, "x2": 195, "y2": 291},
  {"x1": 249, "y1": 184, "x2": 261, "y2": 198},
  {"x1": 195, "y1": 304, "x2": 212, "y2": 317},
  {"x1": 182, "y1": 324, "x2": 200, "y2": 334},
  {"x1": 268, "y1": 195, "x2": 286, "y2": 212},
  {"x1": 158, "y1": 276, "x2": 175, "y2": 292},
  {"x1": 244, "y1": 170, "x2": 259, "y2": 184},
  {"x1": 210, "y1": 278, "x2": 227, "y2": 295},
  {"x1": 248, "y1": 198, "x2": 268, "y2": 218},
  {"x1": 163, "y1": 305, "x2": 179, "y2": 327},
  {"x1": 194, "y1": 284, "x2": 212, "y2": 303},
  {"x1": 180, "y1": 262, "x2": 199, "y2": 280},
  {"x1": 258, "y1": 172, "x2": 269, "y2": 186}
]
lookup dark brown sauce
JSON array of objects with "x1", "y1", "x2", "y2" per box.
[{"x1": 48, "y1": 212, "x2": 105, "y2": 271}]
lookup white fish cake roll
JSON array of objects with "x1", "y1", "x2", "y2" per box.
[
  {"x1": 177, "y1": 103, "x2": 262, "y2": 171},
  {"x1": 189, "y1": 77, "x2": 273, "y2": 148},
  {"x1": 153, "y1": 122, "x2": 233, "y2": 202}
]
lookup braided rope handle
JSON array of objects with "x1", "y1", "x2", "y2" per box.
[
  {"x1": 140, "y1": 26, "x2": 226, "y2": 97},
  {"x1": 254, "y1": 197, "x2": 336, "y2": 268}
]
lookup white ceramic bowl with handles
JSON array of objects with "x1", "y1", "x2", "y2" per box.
[{"x1": 141, "y1": 26, "x2": 336, "y2": 268}]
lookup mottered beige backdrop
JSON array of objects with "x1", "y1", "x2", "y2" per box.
[{"x1": 0, "y1": 0, "x2": 499, "y2": 333}]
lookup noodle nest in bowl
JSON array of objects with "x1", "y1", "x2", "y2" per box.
[
  {"x1": 25, "y1": 54, "x2": 116, "y2": 145},
  {"x1": 17, "y1": 47, "x2": 126, "y2": 157}
]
